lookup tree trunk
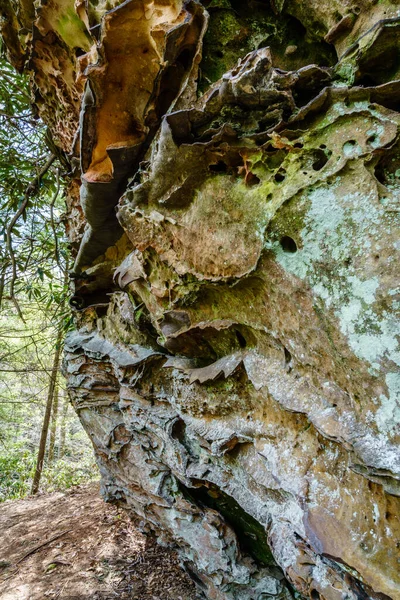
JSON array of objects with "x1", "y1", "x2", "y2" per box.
[
  {"x1": 31, "y1": 326, "x2": 63, "y2": 494},
  {"x1": 47, "y1": 379, "x2": 59, "y2": 462},
  {"x1": 58, "y1": 389, "x2": 69, "y2": 460},
  {"x1": 3, "y1": 1, "x2": 400, "y2": 598}
]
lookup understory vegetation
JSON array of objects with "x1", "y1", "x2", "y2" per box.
[{"x1": 0, "y1": 46, "x2": 98, "y2": 501}]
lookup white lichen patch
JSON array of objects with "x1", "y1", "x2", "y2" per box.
[
  {"x1": 375, "y1": 372, "x2": 400, "y2": 434},
  {"x1": 271, "y1": 165, "x2": 400, "y2": 437}
]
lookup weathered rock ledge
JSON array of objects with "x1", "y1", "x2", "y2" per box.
[{"x1": 2, "y1": 0, "x2": 399, "y2": 598}]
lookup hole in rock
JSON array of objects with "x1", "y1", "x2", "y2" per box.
[
  {"x1": 177, "y1": 49, "x2": 193, "y2": 70},
  {"x1": 280, "y1": 236, "x2": 297, "y2": 253},
  {"x1": 357, "y1": 74, "x2": 376, "y2": 87},
  {"x1": 69, "y1": 295, "x2": 84, "y2": 309},
  {"x1": 343, "y1": 139, "x2": 360, "y2": 156},
  {"x1": 374, "y1": 162, "x2": 386, "y2": 185},
  {"x1": 171, "y1": 418, "x2": 186, "y2": 443},
  {"x1": 235, "y1": 330, "x2": 247, "y2": 349},
  {"x1": 312, "y1": 150, "x2": 329, "y2": 171},
  {"x1": 311, "y1": 591, "x2": 321, "y2": 600},
  {"x1": 209, "y1": 161, "x2": 228, "y2": 173},
  {"x1": 257, "y1": 38, "x2": 270, "y2": 50},
  {"x1": 246, "y1": 172, "x2": 261, "y2": 186},
  {"x1": 69, "y1": 291, "x2": 111, "y2": 311},
  {"x1": 284, "y1": 348, "x2": 292, "y2": 370},
  {"x1": 274, "y1": 170, "x2": 286, "y2": 183}
]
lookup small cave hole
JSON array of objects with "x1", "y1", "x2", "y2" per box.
[
  {"x1": 280, "y1": 236, "x2": 297, "y2": 253},
  {"x1": 214, "y1": 49, "x2": 224, "y2": 59},
  {"x1": 312, "y1": 154, "x2": 328, "y2": 171},
  {"x1": 69, "y1": 295, "x2": 85, "y2": 309},
  {"x1": 284, "y1": 347, "x2": 292, "y2": 365},
  {"x1": 311, "y1": 591, "x2": 321, "y2": 600},
  {"x1": 357, "y1": 74, "x2": 377, "y2": 87},
  {"x1": 209, "y1": 161, "x2": 228, "y2": 173},
  {"x1": 257, "y1": 38, "x2": 270, "y2": 50},
  {"x1": 367, "y1": 133, "x2": 378, "y2": 145},
  {"x1": 293, "y1": 142, "x2": 304, "y2": 149},
  {"x1": 235, "y1": 330, "x2": 247, "y2": 349},
  {"x1": 352, "y1": 4, "x2": 361, "y2": 15},
  {"x1": 246, "y1": 172, "x2": 261, "y2": 186},
  {"x1": 284, "y1": 347, "x2": 292, "y2": 373},
  {"x1": 75, "y1": 48, "x2": 86, "y2": 58},
  {"x1": 274, "y1": 169, "x2": 286, "y2": 183},
  {"x1": 319, "y1": 144, "x2": 327, "y2": 149},
  {"x1": 176, "y1": 48, "x2": 193, "y2": 70},
  {"x1": 171, "y1": 418, "x2": 186, "y2": 442},
  {"x1": 374, "y1": 162, "x2": 386, "y2": 185}
]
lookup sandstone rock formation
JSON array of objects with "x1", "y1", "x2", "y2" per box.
[{"x1": 2, "y1": 1, "x2": 400, "y2": 598}]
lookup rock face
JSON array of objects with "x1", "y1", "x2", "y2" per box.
[{"x1": 3, "y1": 1, "x2": 400, "y2": 598}]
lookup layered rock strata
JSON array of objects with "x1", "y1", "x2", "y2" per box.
[{"x1": 2, "y1": 0, "x2": 400, "y2": 598}]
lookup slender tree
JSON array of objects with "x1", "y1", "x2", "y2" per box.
[
  {"x1": 57, "y1": 389, "x2": 69, "y2": 460},
  {"x1": 47, "y1": 377, "x2": 59, "y2": 462},
  {"x1": 31, "y1": 323, "x2": 63, "y2": 494}
]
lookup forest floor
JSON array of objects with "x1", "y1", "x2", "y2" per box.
[{"x1": 0, "y1": 483, "x2": 203, "y2": 600}]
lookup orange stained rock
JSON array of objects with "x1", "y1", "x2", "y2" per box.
[{"x1": 85, "y1": 0, "x2": 185, "y2": 182}]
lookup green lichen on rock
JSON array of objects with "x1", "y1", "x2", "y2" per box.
[
  {"x1": 56, "y1": 7, "x2": 92, "y2": 51},
  {"x1": 198, "y1": 0, "x2": 336, "y2": 92},
  {"x1": 4, "y1": 0, "x2": 400, "y2": 598}
]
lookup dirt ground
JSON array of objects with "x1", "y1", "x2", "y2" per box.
[{"x1": 0, "y1": 483, "x2": 203, "y2": 600}]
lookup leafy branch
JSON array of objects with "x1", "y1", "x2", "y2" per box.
[{"x1": 5, "y1": 153, "x2": 56, "y2": 320}]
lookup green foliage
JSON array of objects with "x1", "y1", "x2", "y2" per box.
[
  {"x1": 0, "y1": 54, "x2": 69, "y2": 316},
  {"x1": 0, "y1": 447, "x2": 98, "y2": 502},
  {"x1": 0, "y1": 302, "x2": 98, "y2": 502},
  {"x1": 0, "y1": 448, "x2": 33, "y2": 501},
  {"x1": 0, "y1": 55, "x2": 96, "y2": 501}
]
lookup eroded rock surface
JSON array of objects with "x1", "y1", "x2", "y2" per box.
[{"x1": 3, "y1": 0, "x2": 400, "y2": 598}]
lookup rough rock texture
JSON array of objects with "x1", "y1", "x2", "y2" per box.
[{"x1": 2, "y1": 1, "x2": 400, "y2": 598}]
